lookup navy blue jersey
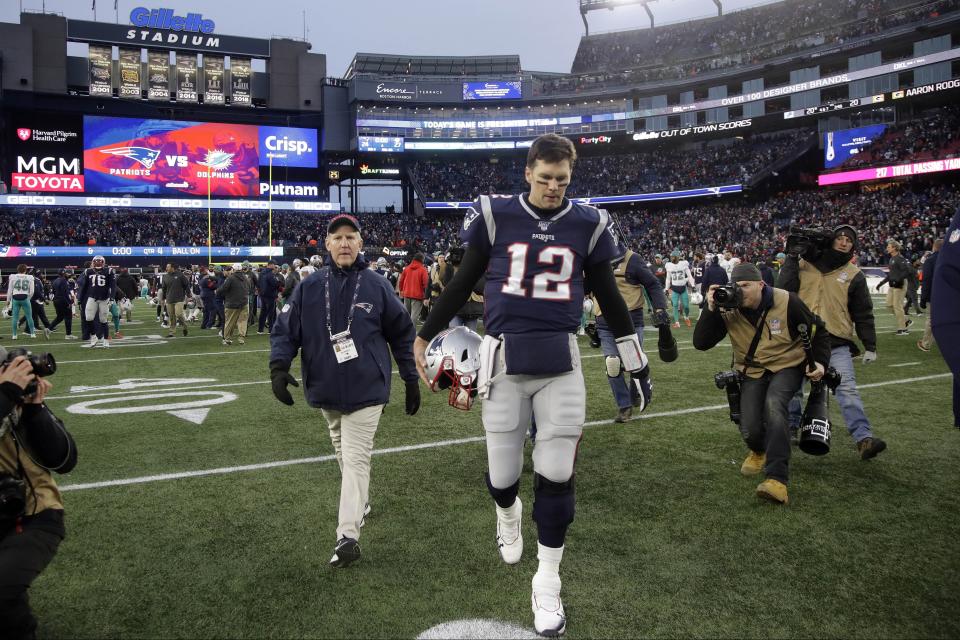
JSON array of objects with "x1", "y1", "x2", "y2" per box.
[
  {"x1": 80, "y1": 267, "x2": 116, "y2": 301},
  {"x1": 691, "y1": 260, "x2": 705, "y2": 286},
  {"x1": 462, "y1": 194, "x2": 619, "y2": 335}
]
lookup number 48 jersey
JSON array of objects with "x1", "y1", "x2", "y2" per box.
[{"x1": 462, "y1": 194, "x2": 619, "y2": 336}]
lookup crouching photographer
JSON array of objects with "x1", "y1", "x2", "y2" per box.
[
  {"x1": 0, "y1": 347, "x2": 77, "y2": 640},
  {"x1": 693, "y1": 263, "x2": 829, "y2": 505},
  {"x1": 778, "y1": 225, "x2": 887, "y2": 460}
]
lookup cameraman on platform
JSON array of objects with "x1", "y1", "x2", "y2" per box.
[
  {"x1": 0, "y1": 347, "x2": 77, "y2": 639},
  {"x1": 693, "y1": 263, "x2": 829, "y2": 505},
  {"x1": 778, "y1": 225, "x2": 887, "y2": 460}
]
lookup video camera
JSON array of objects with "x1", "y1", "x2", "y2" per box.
[
  {"x1": 785, "y1": 226, "x2": 834, "y2": 261},
  {"x1": 713, "y1": 283, "x2": 743, "y2": 310},
  {"x1": 714, "y1": 370, "x2": 743, "y2": 424},
  {"x1": 1, "y1": 348, "x2": 56, "y2": 396}
]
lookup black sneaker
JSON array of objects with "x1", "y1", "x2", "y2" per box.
[
  {"x1": 857, "y1": 437, "x2": 887, "y2": 460},
  {"x1": 905, "y1": 319, "x2": 914, "y2": 329},
  {"x1": 329, "y1": 537, "x2": 361, "y2": 568},
  {"x1": 895, "y1": 329, "x2": 910, "y2": 336},
  {"x1": 182, "y1": 327, "x2": 188, "y2": 336}
]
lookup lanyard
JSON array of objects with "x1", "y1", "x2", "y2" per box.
[{"x1": 324, "y1": 266, "x2": 363, "y2": 340}]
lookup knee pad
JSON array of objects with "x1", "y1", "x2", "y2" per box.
[
  {"x1": 485, "y1": 473, "x2": 520, "y2": 509},
  {"x1": 605, "y1": 356, "x2": 622, "y2": 378},
  {"x1": 532, "y1": 472, "x2": 575, "y2": 530}
]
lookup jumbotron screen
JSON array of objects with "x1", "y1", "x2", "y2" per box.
[{"x1": 82, "y1": 116, "x2": 317, "y2": 196}]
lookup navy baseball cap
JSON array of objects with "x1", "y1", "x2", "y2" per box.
[{"x1": 327, "y1": 214, "x2": 361, "y2": 234}]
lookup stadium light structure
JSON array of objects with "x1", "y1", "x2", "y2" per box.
[{"x1": 578, "y1": 0, "x2": 722, "y2": 35}]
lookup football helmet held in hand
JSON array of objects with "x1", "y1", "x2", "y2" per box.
[{"x1": 424, "y1": 326, "x2": 483, "y2": 410}]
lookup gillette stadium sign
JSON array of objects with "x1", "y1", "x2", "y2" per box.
[{"x1": 67, "y1": 6, "x2": 270, "y2": 56}]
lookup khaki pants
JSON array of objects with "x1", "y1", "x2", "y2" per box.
[
  {"x1": 886, "y1": 286, "x2": 907, "y2": 330},
  {"x1": 223, "y1": 306, "x2": 248, "y2": 342},
  {"x1": 165, "y1": 301, "x2": 186, "y2": 331},
  {"x1": 321, "y1": 404, "x2": 384, "y2": 541},
  {"x1": 921, "y1": 303, "x2": 936, "y2": 349}
]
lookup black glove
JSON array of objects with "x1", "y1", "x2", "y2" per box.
[
  {"x1": 650, "y1": 309, "x2": 678, "y2": 362},
  {"x1": 405, "y1": 380, "x2": 421, "y2": 415},
  {"x1": 270, "y1": 362, "x2": 299, "y2": 406}
]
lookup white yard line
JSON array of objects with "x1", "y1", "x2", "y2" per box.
[
  {"x1": 888, "y1": 362, "x2": 921, "y2": 367},
  {"x1": 58, "y1": 372, "x2": 952, "y2": 493}
]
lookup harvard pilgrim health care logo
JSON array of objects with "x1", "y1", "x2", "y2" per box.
[{"x1": 17, "y1": 128, "x2": 31, "y2": 141}]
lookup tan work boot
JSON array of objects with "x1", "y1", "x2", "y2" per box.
[
  {"x1": 740, "y1": 451, "x2": 766, "y2": 476},
  {"x1": 756, "y1": 479, "x2": 789, "y2": 505}
]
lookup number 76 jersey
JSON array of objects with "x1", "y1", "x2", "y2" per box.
[{"x1": 462, "y1": 194, "x2": 620, "y2": 336}]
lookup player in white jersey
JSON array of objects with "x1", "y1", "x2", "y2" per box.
[{"x1": 664, "y1": 250, "x2": 694, "y2": 327}]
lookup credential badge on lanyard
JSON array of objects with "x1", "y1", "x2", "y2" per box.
[{"x1": 325, "y1": 268, "x2": 363, "y2": 364}]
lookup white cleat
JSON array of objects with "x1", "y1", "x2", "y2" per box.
[
  {"x1": 531, "y1": 573, "x2": 566, "y2": 637},
  {"x1": 89, "y1": 338, "x2": 99, "y2": 348},
  {"x1": 65, "y1": 334, "x2": 78, "y2": 340},
  {"x1": 102, "y1": 339, "x2": 110, "y2": 348},
  {"x1": 496, "y1": 497, "x2": 523, "y2": 565}
]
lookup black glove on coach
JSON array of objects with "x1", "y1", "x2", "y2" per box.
[
  {"x1": 652, "y1": 309, "x2": 678, "y2": 362},
  {"x1": 270, "y1": 361, "x2": 299, "y2": 406},
  {"x1": 405, "y1": 380, "x2": 421, "y2": 416}
]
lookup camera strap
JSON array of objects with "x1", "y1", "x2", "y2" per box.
[{"x1": 738, "y1": 306, "x2": 772, "y2": 374}]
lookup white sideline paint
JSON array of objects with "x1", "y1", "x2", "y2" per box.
[
  {"x1": 57, "y1": 372, "x2": 951, "y2": 493},
  {"x1": 56, "y1": 349, "x2": 270, "y2": 364},
  {"x1": 889, "y1": 362, "x2": 921, "y2": 367},
  {"x1": 417, "y1": 620, "x2": 538, "y2": 639}
]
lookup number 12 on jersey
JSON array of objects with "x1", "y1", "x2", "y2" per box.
[{"x1": 502, "y1": 243, "x2": 575, "y2": 301}]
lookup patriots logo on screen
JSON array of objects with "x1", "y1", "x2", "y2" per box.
[
  {"x1": 100, "y1": 146, "x2": 161, "y2": 169},
  {"x1": 197, "y1": 149, "x2": 234, "y2": 170},
  {"x1": 17, "y1": 129, "x2": 31, "y2": 141}
]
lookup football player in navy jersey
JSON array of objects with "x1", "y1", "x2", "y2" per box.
[
  {"x1": 78, "y1": 255, "x2": 116, "y2": 348},
  {"x1": 414, "y1": 134, "x2": 652, "y2": 637}
]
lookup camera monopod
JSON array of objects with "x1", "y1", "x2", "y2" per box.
[{"x1": 796, "y1": 323, "x2": 835, "y2": 455}]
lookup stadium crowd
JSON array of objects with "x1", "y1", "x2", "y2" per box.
[
  {"x1": 411, "y1": 129, "x2": 813, "y2": 201},
  {"x1": 533, "y1": 0, "x2": 959, "y2": 95}
]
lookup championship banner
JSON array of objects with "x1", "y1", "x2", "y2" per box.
[
  {"x1": 230, "y1": 57, "x2": 251, "y2": 106},
  {"x1": 118, "y1": 48, "x2": 142, "y2": 98},
  {"x1": 203, "y1": 55, "x2": 225, "y2": 105},
  {"x1": 175, "y1": 53, "x2": 198, "y2": 103},
  {"x1": 88, "y1": 44, "x2": 113, "y2": 96},
  {"x1": 147, "y1": 50, "x2": 170, "y2": 100}
]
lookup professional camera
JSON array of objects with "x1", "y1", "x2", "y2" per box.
[
  {"x1": 1, "y1": 348, "x2": 56, "y2": 396},
  {"x1": 446, "y1": 246, "x2": 465, "y2": 266},
  {"x1": 714, "y1": 370, "x2": 743, "y2": 424},
  {"x1": 0, "y1": 473, "x2": 26, "y2": 526},
  {"x1": 785, "y1": 226, "x2": 834, "y2": 260},
  {"x1": 713, "y1": 283, "x2": 743, "y2": 309},
  {"x1": 798, "y1": 366, "x2": 842, "y2": 456}
]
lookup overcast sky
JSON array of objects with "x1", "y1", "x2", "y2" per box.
[{"x1": 4, "y1": 0, "x2": 779, "y2": 76}]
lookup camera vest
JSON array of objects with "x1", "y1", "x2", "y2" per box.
[
  {"x1": 0, "y1": 423, "x2": 64, "y2": 515},
  {"x1": 593, "y1": 250, "x2": 645, "y2": 316},
  {"x1": 721, "y1": 288, "x2": 806, "y2": 379},
  {"x1": 797, "y1": 259, "x2": 858, "y2": 341}
]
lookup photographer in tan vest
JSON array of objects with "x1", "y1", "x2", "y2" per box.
[
  {"x1": 694, "y1": 263, "x2": 830, "y2": 505},
  {"x1": 778, "y1": 225, "x2": 887, "y2": 460}
]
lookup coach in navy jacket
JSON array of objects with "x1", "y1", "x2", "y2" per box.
[{"x1": 269, "y1": 214, "x2": 420, "y2": 567}]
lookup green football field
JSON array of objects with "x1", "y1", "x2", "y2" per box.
[{"x1": 12, "y1": 300, "x2": 957, "y2": 639}]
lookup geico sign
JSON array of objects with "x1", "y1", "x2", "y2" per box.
[
  {"x1": 4, "y1": 195, "x2": 57, "y2": 205},
  {"x1": 17, "y1": 156, "x2": 80, "y2": 174}
]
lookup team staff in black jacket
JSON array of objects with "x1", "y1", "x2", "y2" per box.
[
  {"x1": 270, "y1": 214, "x2": 420, "y2": 569},
  {"x1": 876, "y1": 240, "x2": 912, "y2": 335},
  {"x1": 694, "y1": 263, "x2": 830, "y2": 505},
  {"x1": 0, "y1": 348, "x2": 77, "y2": 640},
  {"x1": 47, "y1": 271, "x2": 77, "y2": 340},
  {"x1": 778, "y1": 225, "x2": 886, "y2": 460},
  {"x1": 918, "y1": 239, "x2": 942, "y2": 353},
  {"x1": 257, "y1": 262, "x2": 281, "y2": 334}
]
